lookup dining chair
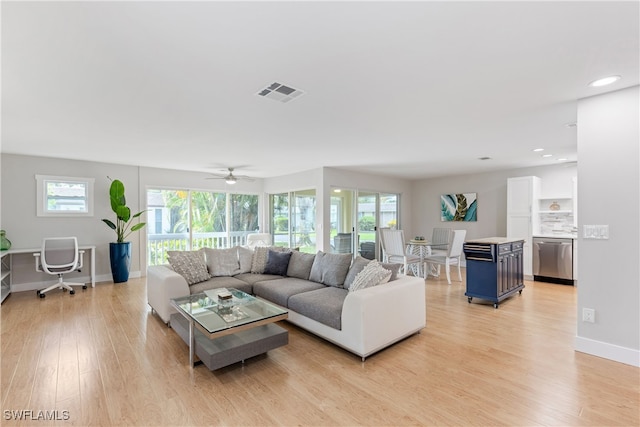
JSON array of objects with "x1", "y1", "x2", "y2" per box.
[
  {"x1": 379, "y1": 227, "x2": 424, "y2": 278},
  {"x1": 34, "y1": 237, "x2": 86, "y2": 298},
  {"x1": 423, "y1": 229, "x2": 466, "y2": 284},
  {"x1": 246, "y1": 233, "x2": 272, "y2": 248},
  {"x1": 430, "y1": 227, "x2": 452, "y2": 254}
]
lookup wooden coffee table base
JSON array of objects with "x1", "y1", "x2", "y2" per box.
[{"x1": 170, "y1": 313, "x2": 288, "y2": 370}]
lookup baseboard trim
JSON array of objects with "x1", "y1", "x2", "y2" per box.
[
  {"x1": 11, "y1": 270, "x2": 142, "y2": 293},
  {"x1": 575, "y1": 336, "x2": 640, "y2": 367}
]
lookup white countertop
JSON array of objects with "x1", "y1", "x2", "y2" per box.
[{"x1": 533, "y1": 234, "x2": 577, "y2": 239}]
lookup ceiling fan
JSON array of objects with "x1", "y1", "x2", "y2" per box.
[{"x1": 206, "y1": 168, "x2": 255, "y2": 185}]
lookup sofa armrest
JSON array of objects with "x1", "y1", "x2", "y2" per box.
[
  {"x1": 147, "y1": 265, "x2": 190, "y2": 324},
  {"x1": 341, "y1": 274, "x2": 426, "y2": 357}
]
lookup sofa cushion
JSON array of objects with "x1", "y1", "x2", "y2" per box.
[
  {"x1": 189, "y1": 276, "x2": 252, "y2": 295},
  {"x1": 237, "y1": 246, "x2": 254, "y2": 274},
  {"x1": 308, "y1": 251, "x2": 353, "y2": 287},
  {"x1": 288, "y1": 287, "x2": 347, "y2": 330},
  {"x1": 286, "y1": 251, "x2": 316, "y2": 280},
  {"x1": 251, "y1": 246, "x2": 290, "y2": 274},
  {"x1": 344, "y1": 256, "x2": 403, "y2": 289},
  {"x1": 253, "y1": 278, "x2": 325, "y2": 307},
  {"x1": 167, "y1": 250, "x2": 210, "y2": 285},
  {"x1": 264, "y1": 250, "x2": 292, "y2": 276},
  {"x1": 203, "y1": 247, "x2": 240, "y2": 277},
  {"x1": 349, "y1": 260, "x2": 392, "y2": 292},
  {"x1": 233, "y1": 273, "x2": 283, "y2": 285}
]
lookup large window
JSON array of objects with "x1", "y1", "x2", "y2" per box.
[
  {"x1": 330, "y1": 188, "x2": 399, "y2": 259},
  {"x1": 270, "y1": 190, "x2": 316, "y2": 253},
  {"x1": 147, "y1": 189, "x2": 259, "y2": 265}
]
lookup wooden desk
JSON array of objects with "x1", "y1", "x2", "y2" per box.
[{"x1": 1, "y1": 245, "x2": 96, "y2": 303}]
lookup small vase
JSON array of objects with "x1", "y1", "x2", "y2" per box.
[
  {"x1": 549, "y1": 201, "x2": 560, "y2": 211},
  {"x1": 0, "y1": 230, "x2": 11, "y2": 251}
]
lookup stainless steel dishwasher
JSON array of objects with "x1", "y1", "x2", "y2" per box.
[{"x1": 533, "y1": 237, "x2": 574, "y2": 285}]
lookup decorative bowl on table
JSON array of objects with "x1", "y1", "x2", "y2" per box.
[{"x1": 414, "y1": 236, "x2": 425, "y2": 241}]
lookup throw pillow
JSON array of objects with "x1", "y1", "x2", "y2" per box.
[
  {"x1": 251, "y1": 246, "x2": 290, "y2": 274},
  {"x1": 203, "y1": 247, "x2": 239, "y2": 277},
  {"x1": 237, "y1": 246, "x2": 254, "y2": 274},
  {"x1": 263, "y1": 250, "x2": 293, "y2": 276},
  {"x1": 287, "y1": 251, "x2": 316, "y2": 280},
  {"x1": 167, "y1": 249, "x2": 210, "y2": 285},
  {"x1": 308, "y1": 251, "x2": 353, "y2": 287},
  {"x1": 380, "y1": 262, "x2": 402, "y2": 282},
  {"x1": 343, "y1": 256, "x2": 370, "y2": 289},
  {"x1": 349, "y1": 260, "x2": 392, "y2": 292}
]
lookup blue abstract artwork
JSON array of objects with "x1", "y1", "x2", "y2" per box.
[{"x1": 441, "y1": 193, "x2": 477, "y2": 222}]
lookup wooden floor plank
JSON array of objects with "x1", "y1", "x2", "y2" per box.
[{"x1": 1, "y1": 271, "x2": 638, "y2": 426}]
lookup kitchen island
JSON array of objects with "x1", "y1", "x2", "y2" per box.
[{"x1": 463, "y1": 237, "x2": 524, "y2": 308}]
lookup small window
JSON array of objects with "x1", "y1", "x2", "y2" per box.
[{"x1": 36, "y1": 175, "x2": 95, "y2": 217}]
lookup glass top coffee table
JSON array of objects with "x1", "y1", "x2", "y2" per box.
[{"x1": 170, "y1": 288, "x2": 288, "y2": 368}]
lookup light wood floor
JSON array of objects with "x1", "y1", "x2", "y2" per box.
[{"x1": 1, "y1": 271, "x2": 638, "y2": 426}]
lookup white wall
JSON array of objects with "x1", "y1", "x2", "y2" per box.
[
  {"x1": 410, "y1": 163, "x2": 577, "y2": 243},
  {"x1": 1, "y1": 154, "x2": 142, "y2": 284},
  {"x1": 575, "y1": 86, "x2": 640, "y2": 366}
]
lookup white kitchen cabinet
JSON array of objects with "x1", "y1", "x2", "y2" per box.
[{"x1": 507, "y1": 176, "x2": 540, "y2": 278}]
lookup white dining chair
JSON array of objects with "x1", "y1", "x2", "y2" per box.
[
  {"x1": 423, "y1": 229, "x2": 466, "y2": 284},
  {"x1": 379, "y1": 227, "x2": 424, "y2": 278}
]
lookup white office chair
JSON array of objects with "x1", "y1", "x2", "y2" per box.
[
  {"x1": 34, "y1": 237, "x2": 86, "y2": 298},
  {"x1": 423, "y1": 229, "x2": 467, "y2": 285},
  {"x1": 246, "y1": 233, "x2": 272, "y2": 248},
  {"x1": 379, "y1": 227, "x2": 424, "y2": 278}
]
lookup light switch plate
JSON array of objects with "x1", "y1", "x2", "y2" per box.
[{"x1": 584, "y1": 225, "x2": 609, "y2": 239}]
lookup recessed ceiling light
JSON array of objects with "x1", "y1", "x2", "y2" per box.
[
  {"x1": 478, "y1": 157, "x2": 492, "y2": 161},
  {"x1": 588, "y1": 75, "x2": 621, "y2": 87},
  {"x1": 532, "y1": 148, "x2": 544, "y2": 152},
  {"x1": 542, "y1": 154, "x2": 553, "y2": 158}
]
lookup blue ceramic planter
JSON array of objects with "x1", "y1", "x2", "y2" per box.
[{"x1": 110, "y1": 242, "x2": 131, "y2": 283}]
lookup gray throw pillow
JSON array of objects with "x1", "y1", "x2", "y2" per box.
[
  {"x1": 287, "y1": 251, "x2": 316, "y2": 280},
  {"x1": 263, "y1": 250, "x2": 292, "y2": 276},
  {"x1": 380, "y1": 262, "x2": 402, "y2": 282},
  {"x1": 237, "y1": 246, "x2": 254, "y2": 273},
  {"x1": 344, "y1": 256, "x2": 370, "y2": 289},
  {"x1": 167, "y1": 249, "x2": 210, "y2": 285},
  {"x1": 203, "y1": 247, "x2": 240, "y2": 277},
  {"x1": 308, "y1": 251, "x2": 353, "y2": 287}
]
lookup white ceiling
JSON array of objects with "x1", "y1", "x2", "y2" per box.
[{"x1": 2, "y1": 1, "x2": 638, "y2": 180}]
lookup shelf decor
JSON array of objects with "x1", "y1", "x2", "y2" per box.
[{"x1": 441, "y1": 193, "x2": 477, "y2": 222}]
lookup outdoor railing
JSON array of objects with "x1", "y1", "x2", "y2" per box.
[{"x1": 148, "y1": 232, "x2": 250, "y2": 266}]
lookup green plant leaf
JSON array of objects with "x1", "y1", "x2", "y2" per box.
[{"x1": 102, "y1": 219, "x2": 116, "y2": 230}]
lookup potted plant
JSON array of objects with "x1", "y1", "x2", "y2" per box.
[{"x1": 102, "y1": 178, "x2": 146, "y2": 283}]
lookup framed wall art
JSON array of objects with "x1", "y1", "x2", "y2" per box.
[{"x1": 441, "y1": 193, "x2": 477, "y2": 222}]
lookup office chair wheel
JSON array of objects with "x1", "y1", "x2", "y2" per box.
[
  {"x1": 37, "y1": 291, "x2": 45, "y2": 298},
  {"x1": 82, "y1": 285, "x2": 87, "y2": 290},
  {"x1": 70, "y1": 290, "x2": 75, "y2": 295}
]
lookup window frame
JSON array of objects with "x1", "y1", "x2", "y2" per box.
[{"x1": 36, "y1": 174, "x2": 95, "y2": 217}]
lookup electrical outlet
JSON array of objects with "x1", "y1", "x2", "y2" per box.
[{"x1": 582, "y1": 308, "x2": 595, "y2": 323}]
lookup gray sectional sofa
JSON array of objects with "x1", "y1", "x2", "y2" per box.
[{"x1": 147, "y1": 246, "x2": 426, "y2": 360}]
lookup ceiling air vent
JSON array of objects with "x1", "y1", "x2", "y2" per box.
[{"x1": 257, "y1": 82, "x2": 304, "y2": 103}]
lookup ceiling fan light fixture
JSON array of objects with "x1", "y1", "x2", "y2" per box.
[{"x1": 225, "y1": 176, "x2": 237, "y2": 184}]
